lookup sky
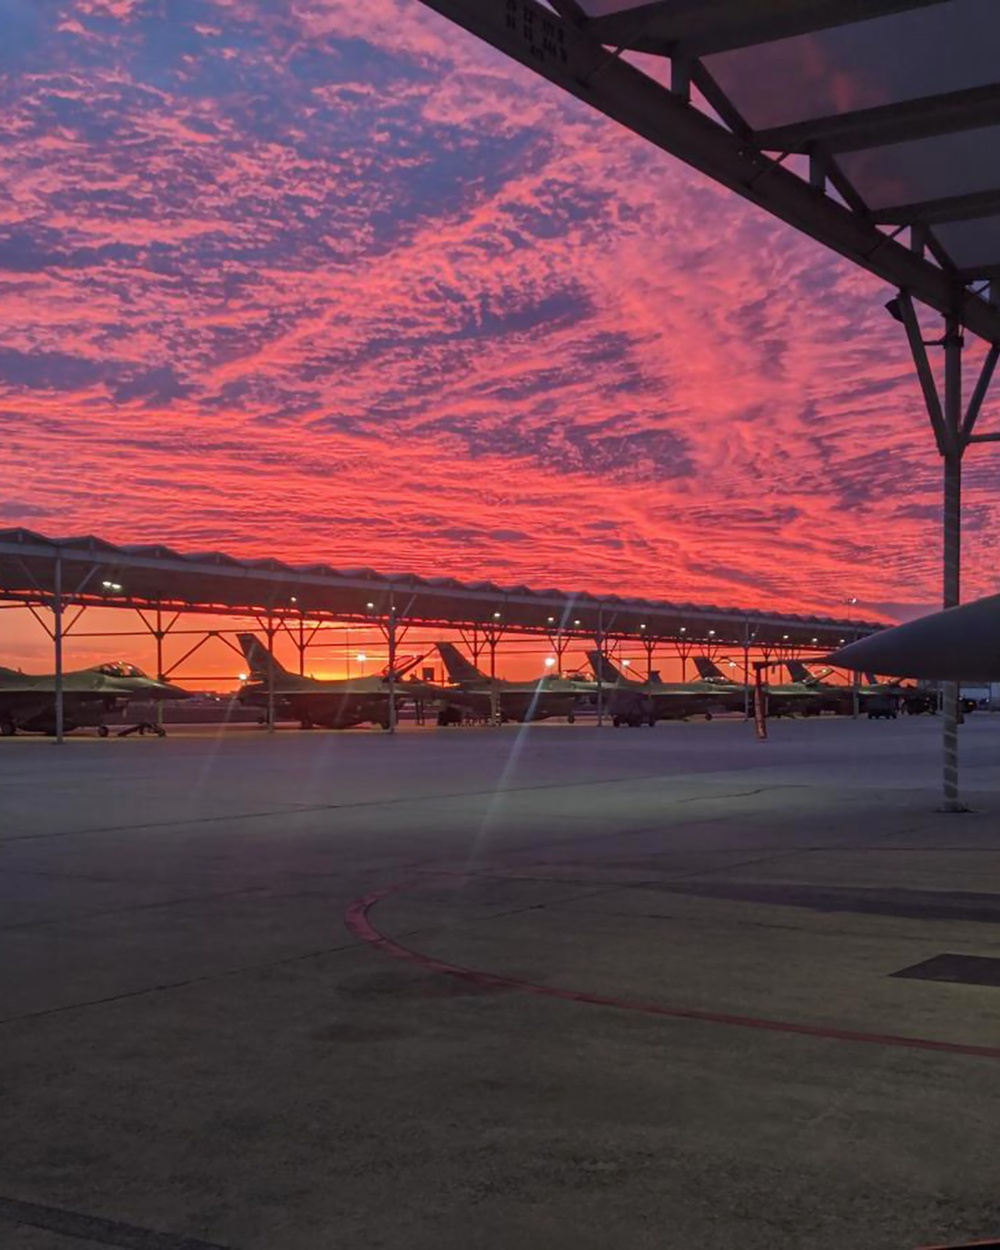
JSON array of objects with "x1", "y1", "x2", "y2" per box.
[{"x1": 2, "y1": 0, "x2": 999, "y2": 675}]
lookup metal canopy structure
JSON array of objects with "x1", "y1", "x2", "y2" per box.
[
  {"x1": 0, "y1": 529, "x2": 873, "y2": 645},
  {"x1": 0, "y1": 528, "x2": 877, "y2": 740},
  {"x1": 415, "y1": 0, "x2": 1000, "y2": 808}
]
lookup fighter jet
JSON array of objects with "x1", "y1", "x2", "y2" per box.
[
  {"x1": 694, "y1": 656, "x2": 825, "y2": 718},
  {"x1": 589, "y1": 651, "x2": 743, "y2": 725},
  {"x1": 435, "y1": 641, "x2": 592, "y2": 723},
  {"x1": 0, "y1": 661, "x2": 190, "y2": 737},
  {"x1": 237, "y1": 633, "x2": 438, "y2": 729},
  {"x1": 783, "y1": 659, "x2": 936, "y2": 716},
  {"x1": 827, "y1": 595, "x2": 1000, "y2": 683}
]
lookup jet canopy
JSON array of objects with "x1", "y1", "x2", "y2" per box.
[{"x1": 95, "y1": 662, "x2": 149, "y2": 679}]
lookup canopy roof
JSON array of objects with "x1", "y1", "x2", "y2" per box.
[
  {"x1": 0, "y1": 529, "x2": 877, "y2": 649},
  {"x1": 421, "y1": 0, "x2": 1000, "y2": 340}
]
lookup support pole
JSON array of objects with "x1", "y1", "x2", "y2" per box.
[
  {"x1": 595, "y1": 608, "x2": 604, "y2": 728},
  {"x1": 942, "y1": 315, "x2": 963, "y2": 811},
  {"x1": 753, "y1": 663, "x2": 767, "y2": 741},
  {"x1": 489, "y1": 634, "x2": 499, "y2": 727},
  {"x1": 742, "y1": 626, "x2": 751, "y2": 720},
  {"x1": 387, "y1": 601, "x2": 397, "y2": 734},
  {"x1": 155, "y1": 606, "x2": 165, "y2": 731},
  {"x1": 895, "y1": 295, "x2": 978, "y2": 811},
  {"x1": 266, "y1": 619, "x2": 276, "y2": 734},
  {"x1": 53, "y1": 553, "x2": 64, "y2": 745}
]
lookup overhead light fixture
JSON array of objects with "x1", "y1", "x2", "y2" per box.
[
  {"x1": 885, "y1": 296, "x2": 954, "y2": 346},
  {"x1": 622, "y1": 658, "x2": 631, "y2": 667},
  {"x1": 544, "y1": 657, "x2": 556, "y2": 669},
  {"x1": 708, "y1": 629, "x2": 716, "y2": 637},
  {"x1": 366, "y1": 601, "x2": 375, "y2": 610},
  {"x1": 493, "y1": 611, "x2": 502, "y2": 619}
]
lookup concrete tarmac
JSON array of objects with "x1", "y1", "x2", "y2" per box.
[{"x1": 2, "y1": 716, "x2": 1000, "y2": 1249}]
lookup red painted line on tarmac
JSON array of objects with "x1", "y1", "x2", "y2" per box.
[{"x1": 344, "y1": 879, "x2": 1000, "y2": 1062}]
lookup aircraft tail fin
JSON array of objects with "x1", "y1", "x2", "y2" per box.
[
  {"x1": 692, "y1": 655, "x2": 725, "y2": 681},
  {"x1": 785, "y1": 659, "x2": 815, "y2": 685},
  {"x1": 379, "y1": 652, "x2": 426, "y2": 681},
  {"x1": 237, "y1": 633, "x2": 289, "y2": 681},
  {"x1": 436, "y1": 642, "x2": 486, "y2": 684},
  {"x1": 586, "y1": 649, "x2": 623, "y2": 684}
]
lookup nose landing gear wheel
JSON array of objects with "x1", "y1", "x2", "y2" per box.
[
  {"x1": 97, "y1": 725, "x2": 109, "y2": 738},
  {"x1": 1, "y1": 720, "x2": 15, "y2": 737}
]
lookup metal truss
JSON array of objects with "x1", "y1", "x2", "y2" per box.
[{"x1": 414, "y1": 0, "x2": 1000, "y2": 341}]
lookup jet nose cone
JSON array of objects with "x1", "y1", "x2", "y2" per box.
[{"x1": 155, "y1": 681, "x2": 193, "y2": 700}]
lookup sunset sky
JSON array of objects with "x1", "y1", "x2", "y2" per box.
[{"x1": 2, "y1": 0, "x2": 999, "y2": 675}]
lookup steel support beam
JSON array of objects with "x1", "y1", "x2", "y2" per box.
[
  {"x1": 595, "y1": 608, "x2": 604, "y2": 727},
  {"x1": 155, "y1": 607, "x2": 165, "y2": 730},
  {"x1": 754, "y1": 82, "x2": 1000, "y2": 155},
  {"x1": 586, "y1": 0, "x2": 942, "y2": 58},
  {"x1": 941, "y1": 318, "x2": 964, "y2": 811},
  {"x1": 896, "y1": 294, "x2": 983, "y2": 810},
  {"x1": 53, "y1": 554, "x2": 64, "y2": 745},
  {"x1": 387, "y1": 601, "x2": 398, "y2": 734},
  {"x1": 874, "y1": 187, "x2": 1000, "y2": 228},
  {"x1": 962, "y1": 343, "x2": 1000, "y2": 443},
  {"x1": 266, "y1": 619, "x2": 276, "y2": 735}
]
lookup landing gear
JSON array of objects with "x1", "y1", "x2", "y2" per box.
[
  {"x1": 567, "y1": 713, "x2": 576, "y2": 724},
  {"x1": 97, "y1": 724, "x2": 109, "y2": 738},
  {"x1": 116, "y1": 721, "x2": 166, "y2": 738},
  {"x1": 612, "y1": 716, "x2": 621, "y2": 728},
  {"x1": 300, "y1": 717, "x2": 314, "y2": 730},
  {"x1": 0, "y1": 719, "x2": 15, "y2": 737},
  {"x1": 704, "y1": 712, "x2": 713, "y2": 722}
]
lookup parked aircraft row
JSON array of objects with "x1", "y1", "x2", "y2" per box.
[
  {"x1": 0, "y1": 634, "x2": 945, "y2": 736},
  {"x1": 233, "y1": 635, "x2": 942, "y2": 730}
]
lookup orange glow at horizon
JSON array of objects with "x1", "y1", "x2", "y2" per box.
[{"x1": 2, "y1": 1, "x2": 999, "y2": 680}]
